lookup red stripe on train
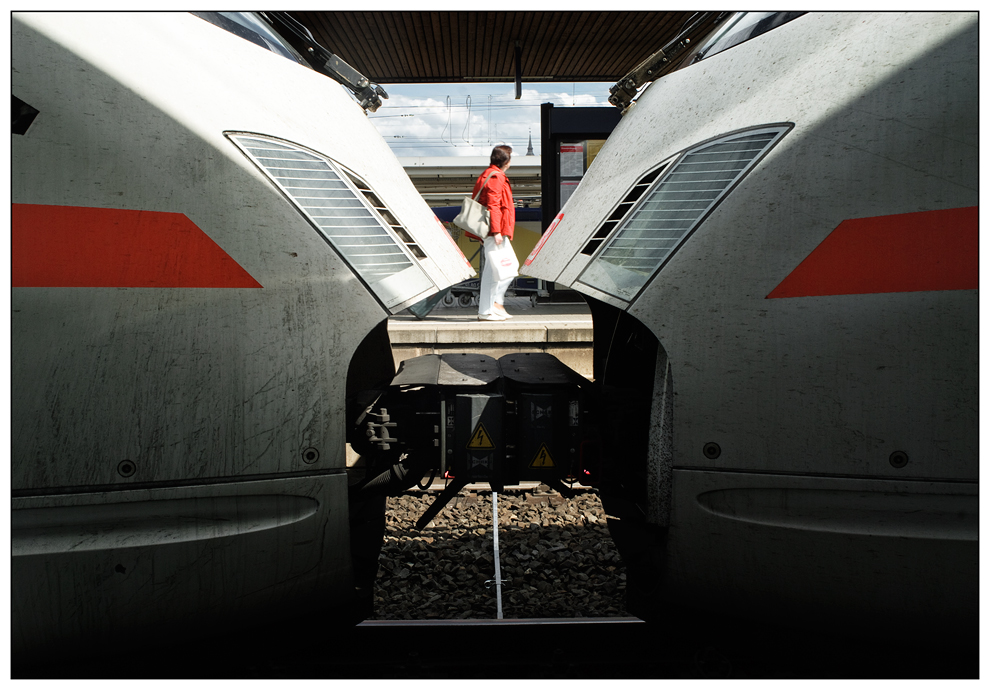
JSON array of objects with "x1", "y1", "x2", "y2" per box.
[
  {"x1": 767, "y1": 207, "x2": 977, "y2": 299},
  {"x1": 12, "y1": 204, "x2": 262, "y2": 288}
]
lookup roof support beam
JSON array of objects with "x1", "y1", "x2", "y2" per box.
[{"x1": 514, "y1": 41, "x2": 522, "y2": 99}]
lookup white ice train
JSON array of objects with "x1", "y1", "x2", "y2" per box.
[
  {"x1": 11, "y1": 11, "x2": 473, "y2": 659},
  {"x1": 525, "y1": 11, "x2": 978, "y2": 635},
  {"x1": 11, "y1": 10, "x2": 978, "y2": 661}
]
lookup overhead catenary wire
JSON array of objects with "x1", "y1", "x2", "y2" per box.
[
  {"x1": 366, "y1": 84, "x2": 615, "y2": 115},
  {"x1": 369, "y1": 100, "x2": 612, "y2": 115},
  {"x1": 440, "y1": 95, "x2": 451, "y2": 144},
  {"x1": 462, "y1": 95, "x2": 472, "y2": 143},
  {"x1": 368, "y1": 84, "x2": 612, "y2": 154}
]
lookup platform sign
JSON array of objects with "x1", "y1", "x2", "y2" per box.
[
  {"x1": 559, "y1": 143, "x2": 585, "y2": 177},
  {"x1": 560, "y1": 180, "x2": 579, "y2": 208}
]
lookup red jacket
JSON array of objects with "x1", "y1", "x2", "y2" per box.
[{"x1": 471, "y1": 165, "x2": 515, "y2": 240}]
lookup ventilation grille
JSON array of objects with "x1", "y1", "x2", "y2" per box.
[
  {"x1": 581, "y1": 164, "x2": 667, "y2": 256},
  {"x1": 234, "y1": 135, "x2": 418, "y2": 275},
  {"x1": 344, "y1": 172, "x2": 427, "y2": 260},
  {"x1": 578, "y1": 125, "x2": 790, "y2": 302},
  {"x1": 230, "y1": 134, "x2": 434, "y2": 308}
]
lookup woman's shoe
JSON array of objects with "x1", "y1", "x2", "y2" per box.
[
  {"x1": 494, "y1": 306, "x2": 513, "y2": 319},
  {"x1": 478, "y1": 312, "x2": 506, "y2": 321}
]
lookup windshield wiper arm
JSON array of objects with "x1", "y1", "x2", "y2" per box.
[
  {"x1": 259, "y1": 11, "x2": 388, "y2": 113},
  {"x1": 608, "y1": 12, "x2": 727, "y2": 111}
]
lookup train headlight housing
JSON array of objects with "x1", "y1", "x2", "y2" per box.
[
  {"x1": 577, "y1": 124, "x2": 790, "y2": 303},
  {"x1": 229, "y1": 133, "x2": 434, "y2": 309}
]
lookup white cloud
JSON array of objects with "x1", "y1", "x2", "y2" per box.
[{"x1": 368, "y1": 83, "x2": 613, "y2": 156}]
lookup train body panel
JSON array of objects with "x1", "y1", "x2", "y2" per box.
[
  {"x1": 12, "y1": 475, "x2": 350, "y2": 656},
  {"x1": 13, "y1": 13, "x2": 472, "y2": 294},
  {"x1": 667, "y1": 469, "x2": 977, "y2": 628},
  {"x1": 11, "y1": 12, "x2": 470, "y2": 658},
  {"x1": 13, "y1": 12, "x2": 471, "y2": 492},
  {"x1": 530, "y1": 13, "x2": 977, "y2": 286},
  {"x1": 525, "y1": 12, "x2": 977, "y2": 631}
]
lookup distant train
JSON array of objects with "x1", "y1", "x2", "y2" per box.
[
  {"x1": 524, "y1": 11, "x2": 978, "y2": 634},
  {"x1": 11, "y1": 10, "x2": 978, "y2": 663}
]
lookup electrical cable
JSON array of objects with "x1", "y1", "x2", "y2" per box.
[
  {"x1": 416, "y1": 468, "x2": 437, "y2": 491},
  {"x1": 440, "y1": 95, "x2": 451, "y2": 144},
  {"x1": 462, "y1": 95, "x2": 472, "y2": 143}
]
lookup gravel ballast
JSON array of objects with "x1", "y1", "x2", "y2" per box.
[{"x1": 370, "y1": 487, "x2": 630, "y2": 620}]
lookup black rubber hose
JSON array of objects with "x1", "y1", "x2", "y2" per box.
[{"x1": 352, "y1": 459, "x2": 423, "y2": 496}]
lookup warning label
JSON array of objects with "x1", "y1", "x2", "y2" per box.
[
  {"x1": 467, "y1": 423, "x2": 495, "y2": 450},
  {"x1": 529, "y1": 443, "x2": 555, "y2": 469}
]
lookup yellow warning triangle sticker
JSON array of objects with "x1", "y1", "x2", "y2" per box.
[
  {"x1": 467, "y1": 422, "x2": 495, "y2": 450},
  {"x1": 529, "y1": 443, "x2": 555, "y2": 468}
]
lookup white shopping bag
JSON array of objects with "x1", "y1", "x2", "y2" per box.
[{"x1": 492, "y1": 239, "x2": 519, "y2": 281}]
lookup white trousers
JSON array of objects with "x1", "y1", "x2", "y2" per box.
[{"x1": 478, "y1": 236, "x2": 514, "y2": 315}]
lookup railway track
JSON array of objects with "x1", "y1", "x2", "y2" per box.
[{"x1": 371, "y1": 487, "x2": 627, "y2": 621}]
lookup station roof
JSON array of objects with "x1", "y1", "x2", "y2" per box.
[{"x1": 287, "y1": 11, "x2": 723, "y2": 84}]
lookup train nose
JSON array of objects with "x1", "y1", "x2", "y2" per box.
[{"x1": 11, "y1": 10, "x2": 475, "y2": 661}]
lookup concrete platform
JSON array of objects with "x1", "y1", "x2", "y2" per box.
[{"x1": 388, "y1": 294, "x2": 594, "y2": 379}]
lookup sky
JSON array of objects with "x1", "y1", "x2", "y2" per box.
[{"x1": 365, "y1": 81, "x2": 616, "y2": 157}]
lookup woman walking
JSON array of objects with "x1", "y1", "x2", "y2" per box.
[{"x1": 472, "y1": 144, "x2": 516, "y2": 321}]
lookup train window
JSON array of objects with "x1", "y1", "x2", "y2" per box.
[
  {"x1": 683, "y1": 12, "x2": 806, "y2": 67},
  {"x1": 229, "y1": 134, "x2": 434, "y2": 309},
  {"x1": 577, "y1": 125, "x2": 790, "y2": 302},
  {"x1": 192, "y1": 12, "x2": 306, "y2": 64}
]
